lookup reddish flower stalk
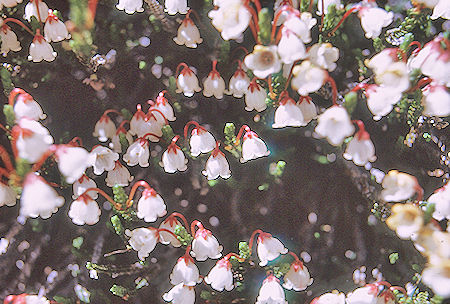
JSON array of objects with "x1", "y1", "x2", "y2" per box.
[
  {"x1": 8, "y1": 88, "x2": 29, "y2": 106},
  {"x1": 231, "y1": 46, "x2": 249, "y2": 59},
  {"x1": 351, "y1": 82, "x2": 370, "y2": 93},
  {"x1": 102, "y1": 109, "x2": 122, "y2": 117},
  {"x1": 0, "y1": 145, "x2": 14, "y2": 172},
  {"x1": 30, "y1": 145, "x2": 57, "y2": 172},
  {"x1": 34, "y1": 0, "x2": 43, "y2": 25},
  {"x1": 183, "y1": 120, "x2": 205, "y2": 140},
  {"x1": 125, "y1": 180, "x2": 154, "y2": 208},
  {"x1": 408, "y1": 77, "x2": 432, "y2": 92},
  {"x1": 141, "y1": 132, "x2": 161, "y2": 141},
  {"x1": 326, "y1": 75, "x2": 338, "y2": 105},
  {"x1": 167, "y1": 212, "x2": 190, "y2": 233},
  {"x1": 224, "y1": 252, "x2": 245, "y2": 262},
  {"x1": 251, "y1": 0, "x2": 262, "y2": 13},
  {"x1": 158, "y1": 228, "x2": 179, "y2": 240},
  {"x1": 248, "y1": 229, "x2": 264, "y2": 251},
  {"x1": 235, "y1": 124, "x2": 251, "y2": 145},
  {"x1": 271, "y1": 6, "x2": 298, "y2": 43},
  {"x1": 190, "y1": 220, "x2": 204, "y2": 237},
  {"x1": 3, "y1": 18, "x2": 35, "y2": 36},
  {"x1": 408, "y1": 41, "x2": 422, "y2": 54},
  {"x1": 0, "y1": 167, "x2": 10, "y2": 178},
  {"x1": 308, "y1": 0, "x2": 314, "y2": 12},
  {"x1": 167, "y1": 135, "x2": 181, "y2": 153},
  {"x1": 68, "y1": 137, "x2": 83, "y2": 147},
  {"x1": 352, "y1": 120, "x2": 370, "y2": 140},
  {"x1": 147, "y1": 108, "x2": 168, "y2": 125},
  {"x1": 175, "y1": 62, "x2": 191, "y2": 77},
  {"x1": 82, "y1": 187, "x2": 122, "y2": 210},
  {"x1": 390, "y1": 286, "x2": 407, "y2": 295},
  {"x1": 287, "y1": 251, "x2": 301, "y2": 263},
  {"x1": 328, "y1": 6, "x2": 360, "y2": 37},
  {"x1": 243, "y1": 0, "x2": 261, "y2": 43}
]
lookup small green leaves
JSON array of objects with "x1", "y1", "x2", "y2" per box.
[
  {"x1": 74, "y1": 284, "x2": 91, "y2": 303},
  {"x1": 269, "y1": 160, "x2": 286, "y2": 177},
  {"x1": 3, "y1": 105, "x2": 15, "y2": 128},
  {"x1": 110, "y1": 215, "x2": 124, "y2": 236},
  {"x1": 1, "y1": 65, "x2": 14, "y2": 96},
  {"x1": 238, "y1": 241, "x2": 251, "y2": 260},
  {"x1": 110, "y1": 285, "x2": 130, "y2": 299},
  {"x1": 174, "y1": 224, "x2": 193, "y2": 247},
  {"x1": 72, "y1": 236, "x2": 84, "y2": 250},
  {"x1": 119, "y1": 133, "x2": 130, "y2": 154},
  {"x1": 272, "y1": 262, "x2": 290, "y2": 278},
  {"x1": 112, "y1": 185, "x2": 127, "y2": 204},
  {"x1": 389, "y1": 252, "x2": 399, "y2": 264},
  {"x1": 120, "y1": 108, "x2": 133, "y2": 121},
  {"x1": 344, "y1": 91, "x2": 358, "y2": 115},
  {"x1": 258, "y1": 8, "x2": 272, "y2": 45},
  {"x1": 161, "y1": 125, "x2": 175, "y2": 142}
]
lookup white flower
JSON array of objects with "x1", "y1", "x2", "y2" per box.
[
  {"x1": 283, "y1": 12, "x2": 317, "y2": 44},
  {"x1": 240, "y1": 127, "x2": 270, "y2": 163},
  {"x1": 188, "y1": 127, "x2": 215, "y2": 157},
  {"x1": 154, "y1": 91, "x2": 176, "y2": 121},
  {"x1": 312, "y1": 292, "x2": 346, "y2": 304},
  {"x1": 0, "y1": 0, "x2": 23, "y2": 10},
  {"x1": 0, "y1": 24, "x2": 21, "y2": 55},
  {"x1": 283, "y1": 261, "x2": 313, "y2": 291},
  {"x1": 244, "y1": 45, "x2": 282, "y2": 79},
  {"x1": 307, "y1": 43, "x2": 339, "y2": 72},
  {"x1": 68, "y1": 195, "x2": 101, "y2": 225},
  {"x1": 170, "y1": 255, "x2": 202, "y2": 286},
  {"x1": 431, "y1": 0, "x2": 450, "y2": 20},
  {"x1": 91, "y1": 145, "x2": 119, "y2": 175},
  {"x1": 203, "y1": 62, "x2": 226, "y2": 99},
  {"x1": 161, "y1": 139, "x2": 188, "y2": 173},
  {"x1": 174, "y1": 16, "x2": 202, "y2": 48},
  {"x1": 414, "y1": 228, "x2": 450, "y2": 259},
  {"x1": 28, "y1": 33, "x2": 57, "y2": 62},
  {"x1": 4, "y1": 295, "x2": 50, "y2": 304},
  {"x1": 20, "y1": 173, "x2": 64, "y2": 219},
  {"x1": 386, "y1": 203, "x2": 423, "y2": 240},
  {"x1": 244, "y1": 79, "x2": 267, "y2": 112},
  {"x1": 278, "y1": 29, "x2": 307, "y2": 64},
  {"x1": 126, "y1": 227, "x2": 159, "y2": 260},
  {"x1": 422, "y1": 84, "x2": 450, "y2": 117},
  {"x1": 227, "y1": 66, "x2": 250, "y2": 98},
  {"x1": 298, "y1": 97, "x2": 318, "y2": 124},
  {"x1": 256, "y1": 275, "x2": 287, "y2": 304},
  {"x1": 116, "y1": 0, "x2": 144, "y2": 14},
  {"x1": 272, "y1": 95, "x2": 305, "y2": 128},
  {"x1": 73, "y1": 174, "x2": 98, "y2": 200},
  {"x1": 11, "y1": 89, "x2": 45, "y2": 121},
  {"x1": 202, "y1": 150, "x2": 231, "y2": 180},
  {"x1": 257, "y1": 233, "x2": 288, "y2": 266},
  {"x1": 359, "y1": 7, "x2": 394, "y2": 39},
  {"x1": 0, "y1": 183, "x2": 16, "y2": 207},
  {"x1": 191, "y1": 225, "x2": 223, "y2": 261},
  {"x1": 367, "y1": 48, "x2": 397, "y2": 74},
  {"x1": 421, "y1": 260, "x2": 450, "y2": 298},
  {"x1": 44, "y1": 11, "x2": 70, "y2": 42},
  {"x1": 13, "y1": 118, "x2": 53, "y2": 163},
  {"x1": 163, "y1": 283, "x2": 195, "y2": 304},
  {"x1": 176, "y1": 64, "x2": 201, "y2": 97},
  {"x1": 317, "y1": 0, "x2": 343, "y2": 15},
  {"x1": 143, "y1": 109, "x2": 165, "y2": 142},
  {"x1": 136, "y1": 188, "x2": 167, "y2": 222},
  {"x1": 315, "y1": 106, "x2": 355, "y2": 146},
  {"x1": 208, "y1": 0, "x2": 251, "y2": 41},
  {"x1": 428, "y1": 183, "x2": 450, "y2": 221},
  {"x1": 165, "y1": 0, "x2": 189, "y2": 15},
  {"x1": 93, "y1": 114, "x2": 116, "y2": 142},
  {"x1": 130, "y1": 104, "x2": 150, "y2": 137},
  {"x1": 343, "y1": 123, "x2": 376, "y2": 166},
  {"x1": 110, "y1": 127, "x2": 133, "y2": 153},
  {"x1": 364, "y1": 85, "x2": 402, "y2": 121},
  {"x1": 55, "y1": 146, "x2": 95, "y2": 184},
  {"x1": 105, "y1": 161, "x2": 134, "y2": 187},
  {"x1": 24, "y1": 0, "x2": 49, "y2": 22},
  {"x1": 291, "y1": 61, "x2": 328, "y2": 96},
  {"x1": 205, "y1": 258, "x2": 234, "y2": 291},
  {"x1": 381, "y1": 170, "x2": 419, "y2": 202},
  {"x1": 375, "y1": 62, "x2": 410, "y2": 93},
  {"x1": 123, "y1": 138, "x2": 150, "y2": 167},
  {"x1": 159, "y1": 216, "x2": 182, "y2": 247},
  {"x1": 273, "y1": 0, "x2": 300, "y2": 26},
  {"x1": 346, "y1": 285, "x2": 385, "y2": 304}
]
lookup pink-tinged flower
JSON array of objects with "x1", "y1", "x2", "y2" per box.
[
  {"x1": 244, "y1": 78, "x2": 267, "y2": 112},
  {"x1": 273, "y1": 0, "x2": 300, "y2": 25},
  {"x1": 422, "y1": 259, "x2": 450, "y2": 298},
  {"x1": 90, "y1": 145, "x2": 119, "y2": 175},
  {"x1": 307, "y1": 43, "x2": 339, "y2": 72},
  {"x1": 44, "y1": 10, "x2": 70, "y2": 42},
  {"x1": 73, "y1": 174, "x2": 98, "y2": 200},
  {"x1": 13, "y1": 118, "x2": 53, "y2": 163},
  {"x1": 298, "y1": 96, "x2": 318, "y2": 124},
  {"x1": 176, "y1": 63, "x2": 201, "y2": 97},
  {"x1": 0, "y1": 22, "x2": 21, "y2": 55},
  {"x1": 244, "y1": 45, "x2": 282, "y2": 79},
  {"x1": 163, "y1": 283, "x2": 195, "y2": 304},
  {"x1": 422, "y1": 84, "x2": 450, "y2": 117},
  {"x1": 126, "y1": 227, "x2": 159, "y2": 260},
  {"x1": 161, "y1": 137, "x2": 188, "y2": 173},
  {"x1": 0, "y1": 183, "x2": 16, "y2": 207},
  {"x1": 364, "y1": 85, "x2": 402, "y2": 121},
  {"x1": 93, "y1": 114, "x2": 116, "y2": 142},
  {"x1": 205, "y1": 257, "x2": 234, "y2": 291},
  {"x1": 283, "y1": 260, "x2": 313, "y2": 291},
  {"x1": 123, "y1": 138, "x2": 150, "y2": 167},
  {"x1": 273, "y1": 94, "x2": 305, "y2": 128},
  {"x1": 20, "y1": 173, "x2": 64, "y2": 219},
  {"x1": 105, "y1": 161, "x2": 134, "y2": 187},
  {"x1": 191, "y1": 222, "x2": 223, "y2": 261},
  {"x1": 55, "y1": 145, "x2": 95, "y2": 184},
  {"x1": 4, "y1": 294, "x2": 50, "y2": 304},
  {"x1": 24, "y1": 0, "x2": 49, "y2": 22},
  {"x1": 359, "y1": 7, "x2": 393, "y2": 39},
  {"x1": 203, "y1": 60, "x2": 226, "y2": 99},
  {"x1": 0, "y1": 0, "x2": 23, "y2": 10},
  {"x1": 347, "y1": 284, "x2": 395, "y2": 304},
  {"x1": 291, "y1": 61, "x2": 328, "y2": 96},
  {"x1": 310, "y1": 292, "x2": 346, "y2": 304},
  {"x1": 428, "y1": 182, "x2": 450, "y2": 221},
  {"x1": 431, "y1": 0, "x2": 450, "y2": 20},
  {"x1": 170, "y1": 254, "x2": 202, "y2": 286},
  {"x1": 202, "y1": 145, "x2": 231, "y2": 180},
  {"x1": 368, "y1": 48, "x2": 409, "y2": 92},
  {"x1": 239, "y1": 126, "x2": 270, "y2": 163},
  {"x1": 68, "y1": 194, "x2": 101, "y2": 225},
  {"x1": 208, "y1": 0, "x2": 251, "y2": 41},
  {"x1": 28, "y1": 32, "x2": 57, "y2": 62},
  {"x1": 153, "y1": 91, "x2": 176, "y2": 121},
  {"x1": 315, "y1": 106, "x2": 355, "y2": 146},
  {"x1": 381, "y1": 170, "x2": 419, "y2": 202},
  {"x1": 367, "y1": 48, "x2": 398, "y2": 74},
  {"x1": 343, "y1": 121, "x2": 376, "y2": 166},
  {"x1": 11, "y1": 89, "x2": 45, "y2": 121},
  {"x1": 386, "y1": 204, "x2": 423, "y2": 240},
  {"x1": 159, "y1": 215, "x2": 182, "y2": 247},
  {"x1": 278, "y1": 29, "x2": 307, "y2": 64},
  {"x1": 317, "y1": 0, "x2": 343, "y2": 15},
  {"x1": 256, "y1": 275, "x2": 287, "y2": 304},
  {"x1": 116, "y1": 0, "x2": 143, "y2": 14},
  {"x1": 136, "y1": 188, "x2": 167, "y2": 222},
  {"x1": 165, "y1": 0, "x2": 189, "y2": 15},
  {"x1": 226, "y1": 63, "x2": 250, "y2": 98},
  {"x1": 257, "y1": 232, "x2": 288, "y2": 266},
  {"x1": 187, "y1": 125, "x2": 215, "y2": 157},
  {"x1": 174, "y1": 14, "x2": 202, "y2": 48}
]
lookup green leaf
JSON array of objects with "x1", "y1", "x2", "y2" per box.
[
  {"x1": 53, "y1": 296, "x2": 74, "y2": 304},
  {"x1": 120, "y1": 108, "x2": 133, "y2": 121},
  {"x1": 3, "y1": 104, "x2": 15, "y2": 127},
  {"x1": 174, "y1": 224, "x2": 193, "y2": 247},
  {"x1": 29, "y1": 16, "x2": 41, "y2": 32},
  {"x1": 238, "y1": 241, "x2": 251, "y2": 259},
  {"x1": 118, "y1": 133, "x2": 129, "y2": 155},
  {"x1": 258, "y1": 8, "x2": 272, "y2": 45},
  {"x1": 72, "y1": 236, "x2": 84, "y2": 249},
  {"x1": 110, "y1": 215, "x2": 124, "y2": 236},
  {"x1": 168, "y1": 76, "x2": 177, "y2": 97},
  {"x1": 74, "y1": 284, "x2": 91, "y2": 303},
  {"x1": 112, "y1": 185, "x2": 127, "y2": 204},
  {"x1": 161, "y1": 125, "x2": 175, "y2": 142},
  {"x1": 389, "y1": 252, "x2": 399, "y2": 264},
  {"x1": 110, "y1": 284, "x2": 129, "y2": 298},
  {"x1": 1, "y1": 66, "x2": 14, "y2": 96}
]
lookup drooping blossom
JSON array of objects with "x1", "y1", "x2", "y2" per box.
[
  {"x1": 169, "y1": 253, "x2": 202, "y2": 286},
  {"x1": 428, "y1": 182, "x2": 450, "y2": 221},
  {"x1": 0, "y1": 183, "x2": 16, "y2": 207},
  {"x1": 174, "y1": 13, "x2": 202, "y2": 48},
  {"x1": 44, "y1": 10, "x2": 70, "y2": 42},
  {"x1": 364, "y1": 84, "x2": 402, "y2": 121},
  {"x1": 55, "y1": 145, "x2": 95, "y2": 184},
  {"x1": 205, "y1": 257, "x2": 234, "y2": 292},
  {"x1": 10, "y1": 89, "x2": 45, "y2": 121},
  {"x1": 24, "y1": 0, "x2": 49, "y2": 22},
  {"x1": 13, "y1": 118, "x2": 53, "y2": 163},
  {"x1": 272, "y1": 94, "x2": 305, "y2": 128},
  {"x1": 0, "y1": 21, "x2": 21, "y2": 55},
  {"x1": 116, "y1": 0, "x2": 144, "y2": 14},
  {"x1": 153, "y1": 91, "x2": 176, "y2": 121},
  {"x1": 186, "y1": 123, "x2": 215, "y2": 157},
  {"x1": 159, "y1": 215, "x2": 182, "y2": 247},
  {"x1": 244, "y1": 78, "x2": 267, "y2": 112},
  {"x1": 105, "y1": 161, "x2": 134, "y2": 187},
  {"x1": 93, "y1": 114, "x2": 116, "y2": 142},
  {"x1": 175, "y1": 63, "x2": 201, "y2": 97},
  {"x1": 386, "y1": 203, "x2": 424, "y2": 240},
  {"x1": 123, "y1": 138, "x2": 150, "y2": 167},
  {"x1": 191, "y1": 222, "x2": 223, "y2": 261},
  {"x1": 208, "y1": 0, "x2": 251, "y2": 41},
  {"x1": 238, "y1": 125, "x2": 270, "y2": 163},
  {"x1": 307, "y1": 43, "x2": 339, "y2": 72},
  {"x1": 257, "y1": 232, "x2": 288, "y2": 266},
  {"x1": 421, "y1": 84, "x2": 450, "y2": 117},
  {"x1": 126, "y1": 227, "x2": 159, "y2": 260},
  {"x1": 203, "y1": 60, "x2": 226, "y2": 99},
  {"x1": 202, "y1": 144, "x2": 231, "y2": 180},
  {"x1": 68, "y1": 194, "x2": 101, "y2": 225},
  {"x1": 73, "y1": 174, "x2": 98, "y2": 200},
  {"x1": 91, "y1": 145, "x2": 119, "y2": 175},
  {"x1": 315, "y1": 106, "x2": 355, "y2": 146},
  {"x1": 160, "y1": 136, "x2": 188, "y2": 173},
  {"x1": 28, "y1": 31, "x2": 57, "y2": 62},
  {"x1": 358, "y1": 6, "x2": 394, "y2": 39},
  {"x1": 381, "y1": 170, "x2": 420, "y2": 202},
  {"x1": 244, "y1": 45, "x2": 282, "y2": 79},
  {"x1": 283, "y1": 258, "x2": 313, "y2": 291},
  {"x1": 165, "y1": 0, "x2": 189, "y2": 15},
  {"x1": 291, "y1": 61, "x2": 328, "y2": 96},
  {"x1": 256, "y1": 275, "x2": 287, "y2": 304},
  {"x1": 343, "y1": 121, "x2": 376, "y2": 166},
  {"x1": 162, "y1": 283, "x2": 195, "y2": 304},
  {"x1": 136, "y1": 187, "x2": 167, "y2": 222}
]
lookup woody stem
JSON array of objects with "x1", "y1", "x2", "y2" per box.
[
  {"x1": 248, "y1": 229, "x2": 264, "y2": 252},
  {"x1": 326, "y1": 75, "x2": 338, "y2": 105},
  {"x1": 0, "y1": 145, "x2": 14, "y2": 172},
  {"x1": 158, "y1": 228, "x2": 179, "y2": 240},
  {"x1": 125, "y1": 180, "x2": 152, "y2": 208},
  {"x1": 3, "y1": 18, "x2": 35, "y2": 36},
  {"x1": 190, "y1": 220, "x2": 204, "y2": 237},
  {"x1": 168, "y1": 212, "x2": 190, "y2": 233},
  {"x1": 84, "y1": 187, "x2": 122, "y2": 210},
  {"x1": 328, "y1": 7, "x2": 359, "y2": 36}
]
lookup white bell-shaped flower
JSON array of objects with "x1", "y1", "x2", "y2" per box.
[
  {"x1": 272, "y1": 94, "x2": 305, "y2": 128},
  {"x1": 315, "y1": 106, "x2": 355, "y2": 146},
  {"x1": 11, "y1": 89, "x2": 45, "y2": 121},
  {"x1": 358, "y1": 7, "x2": 394, "y2": 39},
  {"x1": 13, "y1": 118, "x2": 53, "y2": 163},
  {"x1": 4, "y1": 295, "x2": 50, "y2": 304},
  {"x1": 227, "y1": 64, "x2": 250, "y2": 98},
  {"x1": 368, "y1": 48, "x2": 410, "y2": 92},
  {"x1": 422, "y1": 84, "x2": 450, "y2": 117},
  {"x1": 291, "y1": 61, "x2": 327, "y2": 96},
  {"x1": 123, "y1": 138, "x2": 150, "y2": 167},
  {"x1": 346, "y1": 285, "x2": 387, "y2": 304},
  {"x1": 126, "y1": 227, "x2": 159, "y2": 260},
  {"x1": 110, "y1": 125, "x2": 133, "y2": 153},
  {"x1": 283, "y1": 260, "x2": 313, "y2": 291},
  {"x1": 90, "y1": 145, "x2": 119, "y2": 175},
  {"x1": 163, "y1": 283, "x2": 195, "y2": 304},
  {"x1": 116, "y1": 0, "x2": 143, "y2": 14},
  {"x1": 307, "y1": 43, "x2": 339, "y2": 72},
  {"x1": 428, "y1": 183, "x2": 450, "y2": 221},
  {"x1": 239, "y1": 126, "x2": 270, "y2": 163},
  {"x1": 174, "y1": 14, "x2": 202, "y2": 48},
  {"x1": 159, "y1": 215, "x2": 182, "y2": 247},
  {"x1": 367, "y1": 48, "x2": 397, "y2": 74},
  {"x1": 381, "y1": 170, "x2": 419, "y2": 202},
  {"x1": 0, "y1": 183, "x2": 16, "y2": 207},
  {"x1": 191, "y1": 222, "x2": 223, "y2": 261},
  {"x1": 244, "y1": 79, "x2": 267, "y2": 112},
  {"x1": 256, "y1": 275, "x2": 287, "y2": 304},
  {"x1": 93, "y1": 114, "x2": 116, "y2": 142},
  {"x1": 203, "y1": 60, "x2": 226, "y2": 99},
  {"x1": 278, "y1": 29, "x2": 307, "y2": 64},
  {"x1": 257, "y1": 232, "x2": 288, "y2": 266},
  {"x1": 186, "y1": 124, "x2": 215, "y2": 157},
  {"x1": 55, "y1": 145, "x2": 95, "y2": 184},
  {"x1": 24, "y1": 0, "x2": 49, "y2": 22},
  {"x1": 153, "y1": 91, "x2": 176, "y2": 121},
  {"x1": 161, "y1": 137, "x2": 188, "y2": 173},
  {"x1": 130, "y1": 104, "x2": 150, "y2": 137},
  {"x1": 68, "y1": 194, "x2": 101, "y2": 225},
  {"x1": 317, "y1": 0, "x2": 343, "y2": 15},
  {"x1": 105, "y1": 161, "x2": 134, "y2": 187},
  {"x1": 28, "y1": 31, "x2": 57, "y2": 62},
  {"x1": 273, "y1": 0, "x2": 299, "y2": 26},
  {"x1": 205, "y1": 257, "x2": 234, "y2": 292},
  {"x1": 165, "y1": 0, "x2": 189, "y2": 15},
  {"x1": 175, "y1": 63, "x2": 201, "y2": 97},
  {"x1": 208, "y1": 0, "x2": 251, "y2": 41},
  {"x1": 44, "y1": 11, "x2": 70, "y2": 42},
  {"x1": 144, "y1": 109, "x2": 165, "y2": 142},
  {"x1": 431, "y1": 0, "x2": 450, "y2": 20},
  {"x1": 73, "y1": 174, "x2": 98, "y2": 200},
  {"x1": 136, "y1": 188, "x2": 167, "y2": 222},
  {"x1": 298, "y1": 96, "x2": 318, "y2": 124},
  {"x1": 421, "y1": 259, "x2": 450, "y2": 298},
  {"x1": 283, "y1": 12, "x2": 317, "y2": 44},
  {"x1": 343, "y1": 121, "x2": 376, "y2": 166},
  {"x1": 312, "y1": 292, "x2": 346, "y2": 304},
  {"x1": 20, "y1": 173, "x2": 64, "y2": 219},
  {"x1": 202, "y1": 145, "x2": 231, "y2": 180},
  {"x1": 244, "y1": 45, "x2": 282, "y2": 79},
  {"x1": 0, "y1": 23, "x2": 21, "y2": 55},
  {"x1": 170, "y1": 254, "x2": 202, "y2": 286},
  {"x1": 364, "y1": 85, "x2": 402, "y2": 121}
]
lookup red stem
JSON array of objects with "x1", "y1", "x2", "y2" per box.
[
  {"x1": 125, "y1": 180, "x2": 153, "y2": 208},
  {"x1": 408, "y1": 41, "x2": 422, "y2": 53},
  {"x1": 147, "y1": 108, "x2": 168, "y2": 125},
  {"x1": 287, "y1": 251, "x2": 301, "y2": 263},
  {"x1": 8, "y1": 88, "x2": 27, "y2": 106},
  {"x1": 308, "y1": 0, "x2": 314, "y2": 12},
  {"x1": 68, "y1": 137, "x2": 83, "y2": 147},
  {"x1": 141, "y1": 132, "x2": 161, "y2": 141},
  {"x1": 3, "y1": 18, "x2": 35, "y2": 36},
  {"x1": 319, "y1": 0, "x2": 324, "y2": 31},
  {"x1": 175, "y1": 62, "x2": 190, "y2": 77},
  {"x1": 183, "y1": 120, "x2": 203, "y2": 139},
  {"x1": 190, "y1": 220, "x2": 204, "y2": 237},
  {"x1": 158, "y1": 228, "x2": 179, "y2": 240},
  {"x1": 375, "y1": 281, "x2": 392, "y2": 288},
  {"x1": 390, "y1": 286, "x2": 407, "y2": 295},
  {"x1": 328, "y1": 6, "x2": 359, "y2": 37},
  {"x1": 231, "y1": 46, "x2": 249, "y2": 59},
  {"x1": 83, "y1": 187, "x2": 122, "y2": 210},
  {"x1": 326, "y1": 75, "x2": 338, "y2": 106},
  {"x1": 34, "y1": 0, "x2": 43, "y2": 25},
  {"x1": 31, "y1": 145, "x2": 57, "y2": 172},
  {"x1": 103, "y1": 109, "x2": 122, "y2": 117},
  {"x1": 271, "y1": 6, "x2": 297, "y2": 44},
  {"x1": 0, "y1": 146, "x2": 14, "y2": 172},
  {"x1": 117, "y1": 120, "x2": 130, "y2": 130},
  {"x1": 251, "y1": 0, "x2": 261, "y2": 13},
  {"x1": 244, "y1": 1, "x2": 261, "y2": 44},
  {"x1": 235, "y1": 125, "x2": 250, "y2": 145},
  {"x1": 168, "y1": 212, "x2": 190, "y2": 234},
  {"x1": 0, "y1": 167, "x2": 10, "y2": 178},
  {"x1": 408, "y1": 77, "x2": 432, "y2": 92},
  {"x1": 351, "y1": 82, "x2": 370, "y2": 93},
  {"x1": 415, "y1": 183, "x2": 424, "y2": 202},
  {"x1": 248, "y1": 229, "x2": 264, "y2": 252},
  {"x1": 225, "y1": 252, "x2": 245, "y2": 262}
]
